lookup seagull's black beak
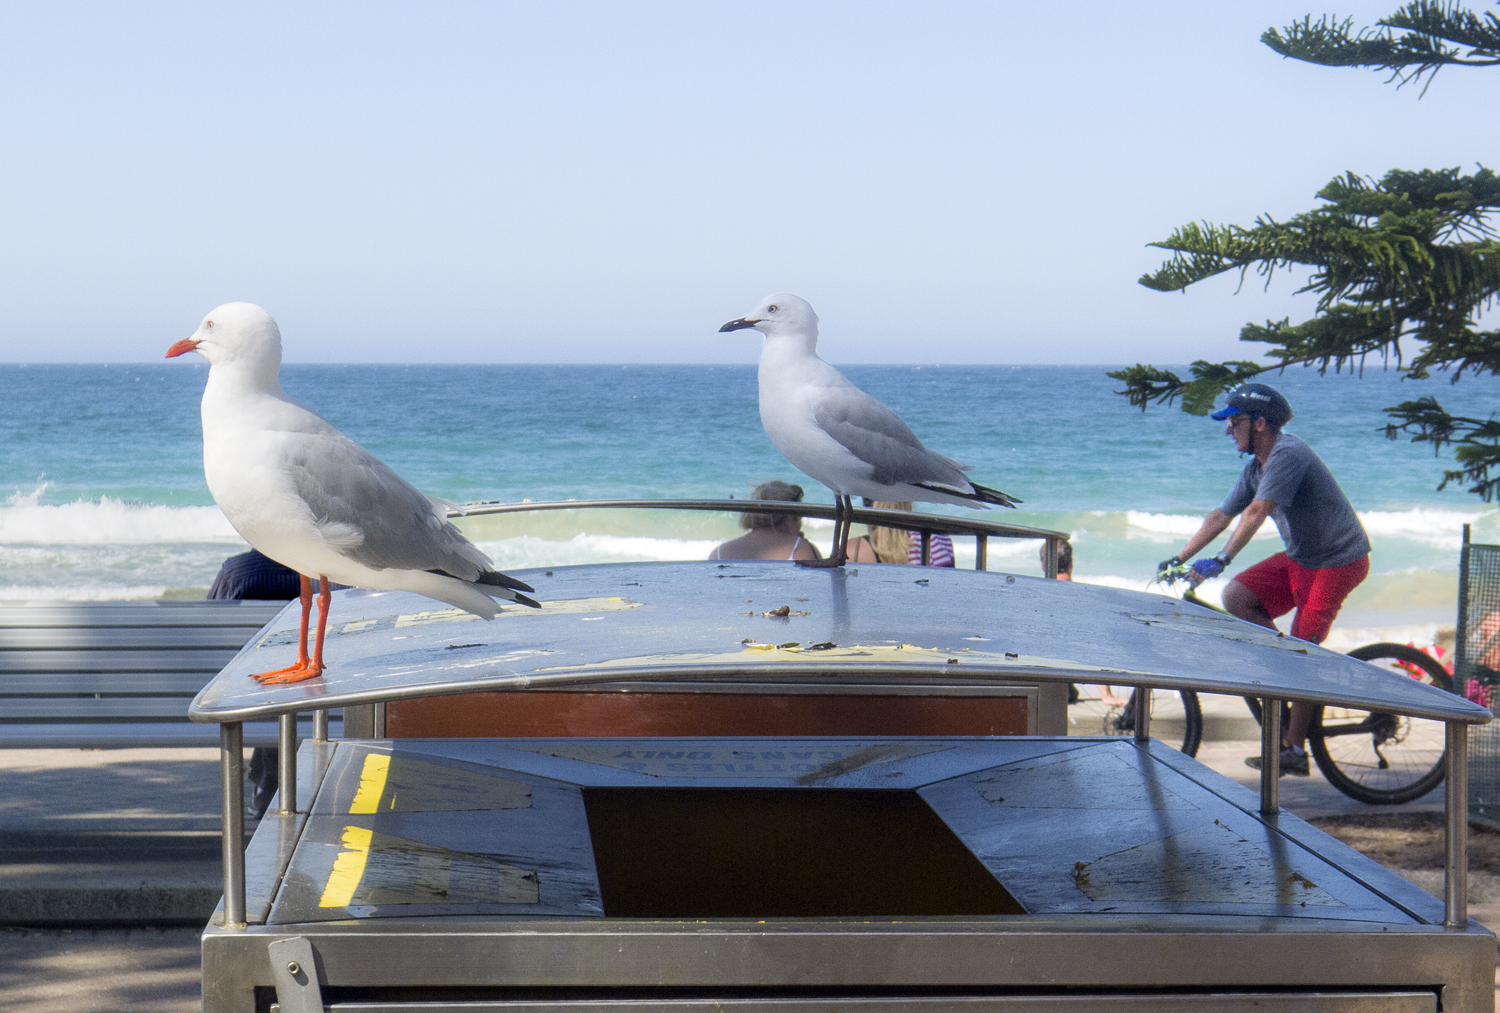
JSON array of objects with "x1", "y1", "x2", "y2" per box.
[{"x1": 719, "y1": 318, "x2": 759, "y2": 333}]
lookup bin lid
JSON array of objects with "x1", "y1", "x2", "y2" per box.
[{"x1": 189, "y1": 561, "x2": 1489, "y2": 724}]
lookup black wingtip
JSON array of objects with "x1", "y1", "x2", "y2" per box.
[
  {"x1": 512, "y1": 591, "x2": 542, "y2": 609},
  {"x1": 913, "y1": 481, "x2": 1022, "y2": 509},
  {"x1": 975, "y1": 483, "x2": 1022, "y2": 508},
  {"x1": 476, "y1": 570, "x2": 536, "y2": 594}
]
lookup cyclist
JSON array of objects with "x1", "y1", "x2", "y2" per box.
[{"x1": 1158, "y1": 383, "x2": 1370, "y2": 776}]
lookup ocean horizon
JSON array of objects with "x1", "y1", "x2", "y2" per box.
[{"x1": 4, "y1": 362, "x2": 1496, "y2": 647}]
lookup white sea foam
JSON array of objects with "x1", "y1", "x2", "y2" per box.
[
  {"x1": 0, "y1": 583, "x2": 171, "y2": 601},
  {"x1": 475, "y1": 533, "x2": 723, "y2": 568},
  {"x1": 1356, "y1": 507, "x2": 1488, "y2": 549},
  {"x1": 1124, "y1": 505, "x2": 1491, "y2": 551},
  {"x1": 1124, "y1": 512, "x2": 1229, "y2": 542},
  {"x1": 0, "y1": 486, "x2": 240, "y2": 544},
  {"x1": 1125, "y1": 511, "x2": 1278, "y2": 543}
]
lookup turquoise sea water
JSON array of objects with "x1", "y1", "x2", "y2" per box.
[{"x1": 2, "y1": 363, "x2": 1497, "y2": 616}]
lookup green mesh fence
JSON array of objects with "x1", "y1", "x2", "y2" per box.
[{"x1": 1459, "y1": 531, "x2": 1500, "y2": 827}]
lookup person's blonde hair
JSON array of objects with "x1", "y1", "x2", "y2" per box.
[
  {"x1": 739, "y1": 480, "x2": 805, "y2": 529},
  {"x1": 866, "y1": 501, "x2": 913, "y2": 564}
]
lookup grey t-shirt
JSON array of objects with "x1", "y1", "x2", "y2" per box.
[{"x1": 1220, "y1": 432, "x2": 1370, "y2": 570}]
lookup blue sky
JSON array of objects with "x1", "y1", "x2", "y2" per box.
[{"x1": 0, "y1": 1, "x2": 1493, "y2": 364}]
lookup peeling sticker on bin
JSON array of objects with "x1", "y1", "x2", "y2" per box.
[{"x1": 256, "y1": 597, "x2": 643, "y2": 648}]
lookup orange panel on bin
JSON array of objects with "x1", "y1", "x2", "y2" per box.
[{"x1": 386, "y1": 692, "x2": 1028, "y2": 738}]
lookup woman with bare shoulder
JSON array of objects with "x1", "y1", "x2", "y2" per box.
[{"x1": 709, "y1": 480, "x2": 823, "y2": 562}]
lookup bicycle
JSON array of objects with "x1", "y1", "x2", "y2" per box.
[
  {"x1": 1137, "y1": 565, "x2": 1454, "y2": 805},
  {"x1": 1068, "y1": 684, "x2": 1204, "y2": 757}
]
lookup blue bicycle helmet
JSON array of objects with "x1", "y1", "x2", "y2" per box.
[{"x1": 1210, "y1": 383, "x2": 1292, "y2": 427}]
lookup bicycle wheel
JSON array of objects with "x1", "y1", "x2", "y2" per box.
[
  {"x1": 1307, "y1": 642, "x2": 1451, "y2": 805},
  {"x1": 1067, "y1": 686, "x2": 1202, "y2": 757}
]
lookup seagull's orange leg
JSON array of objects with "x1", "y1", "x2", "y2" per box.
[
  {"x1": 250, "y1": 575, "x2": 312, "y2": 682},
  {"x1": 259, "y1": 575, "x2": 332, "y2": 685},
  {"x1": 311, "y1": 576, "x2": 332, "y2": 672}
]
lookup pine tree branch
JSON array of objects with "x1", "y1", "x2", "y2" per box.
[
  {"x1": 1385, "y1": 396, "x2": 1500, "y2": 499},
  {"x1": 1107, "y1": 361, "x2": 1264, "y2": 414},
  {"x1": 1264, "y1": 2, "x2": 1500, "y2": 91}
]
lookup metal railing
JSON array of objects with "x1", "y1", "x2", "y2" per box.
[{"x1": 451, "y1": 498, "x2": 1071, "y2": 576}]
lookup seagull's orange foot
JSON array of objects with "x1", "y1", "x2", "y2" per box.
[
  {"x1": 252, "y1": 663, "x2": 325, "y2": 685},
  {"x1": 249, "y1": 660, "x2": 309, "y2": 683}
]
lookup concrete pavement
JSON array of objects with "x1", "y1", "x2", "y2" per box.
[{"x1": 0, "y1": 748, "x2": 224, "y2": 926}]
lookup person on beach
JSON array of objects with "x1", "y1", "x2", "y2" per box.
[
  {"x1": 847, "y1": 501, "x2": 956, "y2": 566},
  {"x1": 709, "y1": 480, "x2": 823, "y2": 561},
  {"x1": 1159, "y1": 382, "x2": 1370, "y2": 777}
]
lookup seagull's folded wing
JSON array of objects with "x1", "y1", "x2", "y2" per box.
[
  {"x1": 285, "y1": 433, "x2": 493, "y2": 580},
  {"x1": 813, "y1": 394, "x2": 972, "y2": 489}
]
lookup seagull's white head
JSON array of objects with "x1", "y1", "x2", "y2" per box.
[
  {"x1": 719, "y1": 293, "x2": 818, "y2": 342},
  {"x1": 166, "y1": 303, "x2": 283, "y2": 382}
]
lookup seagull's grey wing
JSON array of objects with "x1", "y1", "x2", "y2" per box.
[
  {"x1": 284, "y1": 433, "x2": 492, "y2": 580},
  {"x1": 813, "y1": 389, "x2": 972, "y2": 488}
]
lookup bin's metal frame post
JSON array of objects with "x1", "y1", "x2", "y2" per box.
[
  {"x1": 312, "y1": 708, "x2": 329, "y2": 742},
  {"x1": 1042, "y1": 538, "x2": 1060, "y2": 580},
  {"x1": 920, "y1": 531, "x2": 932, "y2": 566},
  {"x1": 1446, "y1": 720, "x2": 1470, "y2": 928},
  {"x1": 975, "y1": 534, "x2": 988, "y2": 571},
  {"x1": 219, "y1": 721, "x2": 246, "y2": 927},
  {"x1": 277, "y1": 712, "x2": 298, "y2": 815},
  {"x1": 1456, "y1": 524, "x2": 1473, "y2": 704},
  {"x1": 1133, "y1": 688, "x2": 1150, "y2": 743},
  {"x1": 1260, "y1": 698, "x2": 1281, "y2": 814}
]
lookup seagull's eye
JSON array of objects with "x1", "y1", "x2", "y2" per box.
[
  {"x1": 768, "y1": 304, "x2": 779, "y2": 313},
  {"x1": 206, "y1": 321, "x2": 214, "y2": 330}
]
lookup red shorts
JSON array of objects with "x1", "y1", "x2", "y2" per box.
[{"x1": 1232, "y1": 551, "x2": 1369, "y2": 644}]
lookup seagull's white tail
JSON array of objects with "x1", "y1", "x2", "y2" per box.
[{"x1": 373, "y1": 569, "x2": 505, "y2": 619}]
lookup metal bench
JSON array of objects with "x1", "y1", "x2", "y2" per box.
[{"x1": 0, "y1": 600, "x2": 333, "y2": 748}]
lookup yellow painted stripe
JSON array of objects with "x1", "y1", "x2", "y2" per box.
[
  {"x1": 348, "y1": 752, "x2": 390, "y2": 814},
  {"x1": 318, "y1": 826, "x2": 373, "y2": 908}
]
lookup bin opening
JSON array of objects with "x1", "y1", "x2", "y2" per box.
[{"x1": 582, "y1": 787, "x2": 1023, "y2": 918}]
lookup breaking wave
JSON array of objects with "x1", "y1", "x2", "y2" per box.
[
  {"x1": 1125, "y1": 506, "x2": 1488, "y2": 548},
  {"x1": 1, "y1": 483, "x2": 240, "y2": 544}
]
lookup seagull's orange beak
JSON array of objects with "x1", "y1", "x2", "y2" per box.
[{"x1": 165, "y1": 338, "x2": 201, "y2": 358}]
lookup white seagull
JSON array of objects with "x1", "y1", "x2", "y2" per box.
[
  {"x1": 720, "y1": 293, "x2": 1020, "y2": 567},
  {"x1": 168, "y1": 303, "x2": 538, "y2": 684}
]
